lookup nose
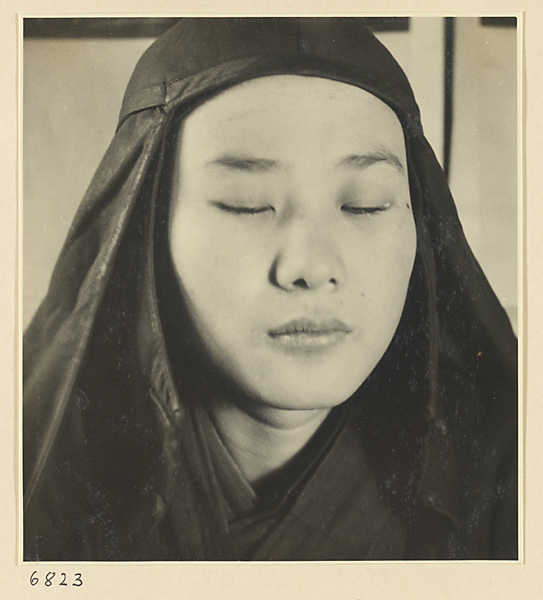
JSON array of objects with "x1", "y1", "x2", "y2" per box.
[{"x1": 270, "y1": 217, "x2": 344, "y2": 292}]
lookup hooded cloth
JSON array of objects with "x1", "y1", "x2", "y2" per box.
[{"x1": 23, "y1": 18, "x2": 518, "y2": 561}]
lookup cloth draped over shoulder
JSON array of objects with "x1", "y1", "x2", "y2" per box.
[{"x1": 23, "y1": 18, "x2": 518, "y2": 561}]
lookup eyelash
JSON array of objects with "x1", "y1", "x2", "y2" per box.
[
  {"x1": 341, "y1": 203, "x2": 391, "y2": 216},
  {"x1": 214, "y1": 202, "x2": 273, "y2": 215},
  {"x1": 214, "y1": 202, "x2": 391, "y2": 216}
]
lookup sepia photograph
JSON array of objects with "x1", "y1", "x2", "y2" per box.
[{"x1": 22, "y1": 16, "x2": 518, "y2": 564}]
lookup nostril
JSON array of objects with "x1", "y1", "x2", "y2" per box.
[
  {"x1": 269, "y1": 252, "x2": 342, "y2": 291},
  {"x1": 293, "y1": 278, "x2": 310, "y2": 289},
  {"x1": 292, "y1": 276, "x2": 337, "y2": 290}
]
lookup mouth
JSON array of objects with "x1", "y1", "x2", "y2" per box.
[{"x1": 268, "y1": 318, "x2": 352, "y2": 351}]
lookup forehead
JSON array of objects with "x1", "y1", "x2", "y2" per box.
[{"x1": 178, "y1": 75, "x2": 406, "y2": 162}]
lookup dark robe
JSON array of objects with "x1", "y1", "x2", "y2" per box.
[{"x1": 23, "y1": 18, "x2": 518, "y2": 561}]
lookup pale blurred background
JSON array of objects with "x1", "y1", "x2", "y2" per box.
[{"x1": 22, "y1": 17, "x2": 518, "y2": 332}]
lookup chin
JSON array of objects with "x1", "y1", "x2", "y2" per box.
[{"x1": 251, "y1": 377, "x2": 364, "y2": 412}]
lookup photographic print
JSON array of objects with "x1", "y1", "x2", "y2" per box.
[{"x1": 22, "y1": 15, "x2": 518, "y2": 565}]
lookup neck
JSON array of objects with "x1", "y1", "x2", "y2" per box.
[{"x1": 208, "y1": 394, "x2": 332, "y2": 487}]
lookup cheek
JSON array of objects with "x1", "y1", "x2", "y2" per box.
[
  {"x1": 169, "y1": 214, "x2": 263, "y2": 324},
  {"x1": 348, "y1": 214, "x2": 416, "y2": 324},
  {"x1": 384, "y1": 218, "x2": 417, "y2": 296}
]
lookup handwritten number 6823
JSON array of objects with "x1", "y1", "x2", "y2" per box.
[{"x1": 29, "y1": 571, "x2": 83, "y2": 587}]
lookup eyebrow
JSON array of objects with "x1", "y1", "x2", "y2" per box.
[
  {"x1": 205, "y1": 149, "x2": 405, "y2": 174},
  {"x1": 205, "y1": 155, "x2": 279, "y2": 173},
  {"x1": 338, "y1": 150, "x2": 405, "y2": 173}
]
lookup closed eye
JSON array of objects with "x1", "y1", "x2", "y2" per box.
[
  {"x1": 341, "y1": 202, "x2": 391, "y2": 215},
  {"x1": 212, "y1": 201, "x2": 274, "y2": 215}
]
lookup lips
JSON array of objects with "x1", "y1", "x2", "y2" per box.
[{"x1": 268, "y1": 318, "x2": 352, "y2": 351}]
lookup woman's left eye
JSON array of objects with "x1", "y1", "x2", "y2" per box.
[{"x1": 341, "y1": 202, "x2": 391, "y2": 216}]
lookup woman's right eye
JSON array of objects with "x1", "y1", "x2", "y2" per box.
[{"x1": 212, "y1": 201, "x2": 274, "y2": 216}]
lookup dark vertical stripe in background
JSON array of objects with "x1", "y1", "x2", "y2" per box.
[{"x1": 443, "y1": 18, "x2": 455, "y2": 181}]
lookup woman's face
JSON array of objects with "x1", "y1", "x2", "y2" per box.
[{"x1": 170, "y1": 75, "x2": 416, "y2": 411}]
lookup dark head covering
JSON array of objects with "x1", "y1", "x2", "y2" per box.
[{"x1": 23, "y1": 18, "x2": 517, "y2": 561}]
